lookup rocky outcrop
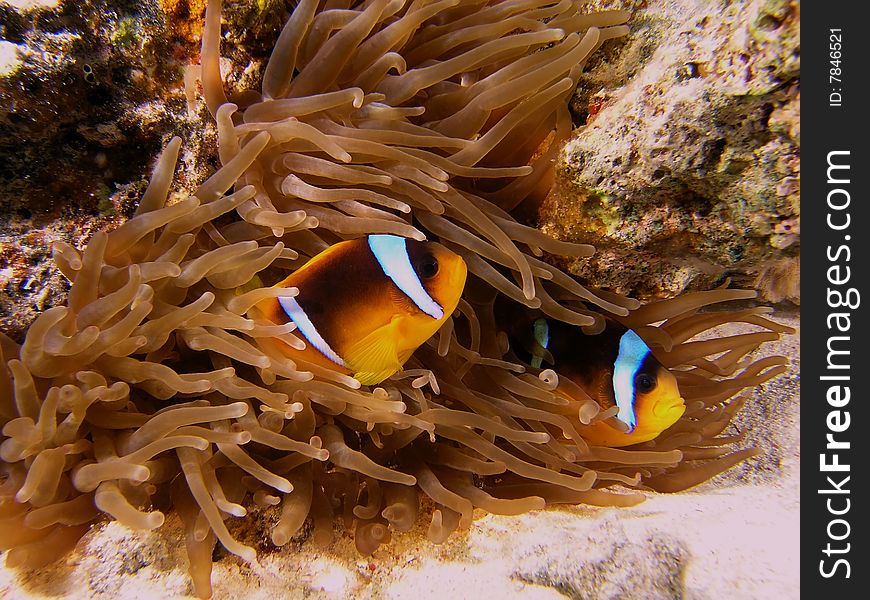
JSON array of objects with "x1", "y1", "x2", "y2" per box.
[{"x1": 542, "y1": 0, "x2": 800, "y2": 303}]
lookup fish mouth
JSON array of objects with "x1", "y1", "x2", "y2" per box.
[{"x1": 653, "y1": 397, "x2": 686, "y2": 419}]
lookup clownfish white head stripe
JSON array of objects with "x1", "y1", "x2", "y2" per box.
[
  {"x1": 368, "y1": 234, "x2": 444, "y2": 320},
  {"x1": 612, "y1": 329, "x2": 652, "y2": 431},
  {"x1": 278, "y1": 295, "x2": 348, "y2": 368}
]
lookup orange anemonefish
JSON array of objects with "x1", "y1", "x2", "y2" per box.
[
  {"x1": 254, "y1": 234, "x2": 467, "y2": 385},
  {"x1": 509, "y1": 315, "x2": 685, "y2": 447}
]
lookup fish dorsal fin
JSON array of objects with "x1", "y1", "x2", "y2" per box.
[
  {"x1": 290, "y1": 239, "x2": 355, "y2": 281},
  {"x1": 343, "y1": 315, "x2": 405, "y2": 385}
]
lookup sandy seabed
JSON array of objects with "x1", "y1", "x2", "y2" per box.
[{"x1": 0, "y1": 312, "x2": 799, "y2": 600}]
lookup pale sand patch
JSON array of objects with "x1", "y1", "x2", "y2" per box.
[
  {"x1": 2, "y1": 1, "x2": 60, "y2": 11},
  {"x1": 0, "y1": 41, "x2": 26, "y2": 77}
]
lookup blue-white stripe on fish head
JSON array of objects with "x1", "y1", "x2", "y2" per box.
[
  {"x1": 531, "y1": 318, "x2": 550, "y2": 369},
  {"x1": 368, "y1": 234, "x2": 444, "y2": 319},
  {"x1": 612, "y1": 329, "x2": 652, "y2": 432},
  {"x1": 279, "y1": 296, "x2": 348, "y2": 368}
]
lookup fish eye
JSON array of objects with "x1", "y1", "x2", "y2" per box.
[
  {"x1": 635, "y1": 373, "x2": 656, "y2": 393},
  {"x1": 418, "y1": 255, "x2": 439, "y2": 279}
]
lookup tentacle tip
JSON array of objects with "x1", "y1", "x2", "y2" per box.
[
  {"x1": 147, "y1": 512, "x2": 166, "y2": 529},
  {"x1": 239, "y1": 547, "x2": 258, "y2": 565}
]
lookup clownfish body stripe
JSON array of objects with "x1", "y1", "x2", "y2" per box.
[
  {"x1": 368, "y1": 234, "x2": 444, "y2": 319},
  {"x1": 612, "y1": 329, "x2": 651, "y2": 431},
  {"x1": 531, "y1": 318, "x2": 549, "y2": 369},
  {"x1": 278, "y1": 295, "x2": 348, "y2": 368}
]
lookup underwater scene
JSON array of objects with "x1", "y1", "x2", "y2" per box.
[{"x1": 1, "y1": 0, "x2": 799, "y2": 598}]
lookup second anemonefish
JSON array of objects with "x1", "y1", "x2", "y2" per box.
[
  {"x1": 252, "y1": 234, "x2": 467, "y2": 385},
  {"x1": 507, "y1": 312, "x2": 685, "y2": 447}
]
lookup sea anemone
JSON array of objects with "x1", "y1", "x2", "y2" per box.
[{"x1": 0, "y1": 0, "x2": 792, "y2": 597}]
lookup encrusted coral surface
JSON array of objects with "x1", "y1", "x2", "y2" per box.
[
  {"x1": 543, "y1": 0, "x2": 799, "y2": 302},
  {"x1": 0, "y1": 0, "x2": 319, "y2": 338}
]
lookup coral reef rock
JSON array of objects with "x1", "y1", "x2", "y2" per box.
[
  {"x1": 0, "y1": 0, "x2": 206, "y2": 339},
  {"x1": 543, "y1": 0, "x2": 799, "y2": 303}
]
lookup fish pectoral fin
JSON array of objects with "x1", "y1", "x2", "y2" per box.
[
  {"x1": 344, "y1": 316, "x2": 405, "y2": 385},
  {"x1": 353, "y1": 367, "x2": 402, "y2": 386}
]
